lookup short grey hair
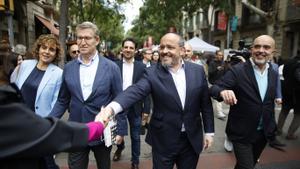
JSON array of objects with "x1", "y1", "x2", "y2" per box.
[
  {"x1": 178, "y1": 36, "x2": 185, "y2": 47},
  {"x1": 76, "y1": 21, "x2": 100, "y2": 36}
]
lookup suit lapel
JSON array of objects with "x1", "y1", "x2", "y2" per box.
[
  {"x1": 157, "y1": 64, "x2": 183, "y2": 110},
  {"x1": 132, "y1": 61, "x2": 138, "y2": 83},
  {"x1": 245, "y1": 61, "x2": 262, "y2": 101},
  {"x1": 73, "y1": 61, "x2": 84, "y2": 101},
  {"x1": 184, "y1": 62, "x2": 192, "y2": 110},
  {"x1": 88, "y1": 55, "x2": 106, "y2": 101}
]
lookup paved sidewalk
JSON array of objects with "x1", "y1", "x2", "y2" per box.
[{"x1": 56, "y1": 105, "x2": 300, "y2": 169}]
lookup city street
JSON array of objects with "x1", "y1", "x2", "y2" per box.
[{"x1": 56, "y1": 105, "x2": 300, "y2": 169}]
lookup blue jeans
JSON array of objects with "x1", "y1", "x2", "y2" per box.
[{"x1": 117, "y1": 109, "x2": 141, "y2": 164}]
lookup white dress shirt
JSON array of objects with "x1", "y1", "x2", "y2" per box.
[
  {"x1": 78, "y1": 53, "x2": 99, "y2": 101},
  {"x1": 122, "y1": 59, "x2": 134, "y2": 90},
  {"x1": 108, "y1": 61, "x2": 213, "y2": 135}
]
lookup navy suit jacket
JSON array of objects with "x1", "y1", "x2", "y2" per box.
[
  {"x1": 50, "y1": 55, "x2": 126, "y2": 135},
  {"x1": 114, "y1": 61, "x2": 214, "y2": 155},
  {"x1": 115, "y1": 60, "x2": 150, "y2": 114},
  {"x1": 210, "y1": 60, "x2": 278, "y2": 143}
]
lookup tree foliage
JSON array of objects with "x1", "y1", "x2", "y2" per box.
[
  {"x1": 68, "y1": 0, "x2": 128, "y2": 50},
  {"x1": 128, "y1": 0, "x2": 236, "y2": 46}
]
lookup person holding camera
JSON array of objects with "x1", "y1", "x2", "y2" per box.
[{"x1": 208, "y1": 50, "x2": 226, "y2": 120}]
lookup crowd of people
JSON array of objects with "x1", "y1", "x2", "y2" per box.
[{"x1": 0, "y1": 20, "x2": 299, "y2": 169}]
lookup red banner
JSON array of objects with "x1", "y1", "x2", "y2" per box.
[{"x1": 217, "y1": 11, "x2": 228, "y2": 31}]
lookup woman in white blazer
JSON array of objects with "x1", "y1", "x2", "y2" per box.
[{"x1": 11, "y1": 34, "x2": 63, "y2": 118}]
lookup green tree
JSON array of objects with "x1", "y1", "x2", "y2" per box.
[
  {"x1": 68, "y1": 0, "x2": 127, "y2": 50},
  {"x1": 128, "y1": 0, "x2": 235, "y2": 46}
]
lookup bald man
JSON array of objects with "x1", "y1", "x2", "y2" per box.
[
  {"x1": 102, "y1": 33, "x2": 214, "y2": 169},
  {"x1": 184, "y1": 43, "x2": 193, "y2": 61},
  {"x1": 210, "y1": 35, "x2": 284, "y2": 169}
]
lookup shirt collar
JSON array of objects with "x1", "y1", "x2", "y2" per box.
[
  {"x1": 122, "y1": 57, "x2": 135, "y2": 64},
  {"x1": 168, "y1": 60, "x2": 185, "y2": 73},
  {"x1": 77, "y1": 52, "x2": 98, "y2": 66}
]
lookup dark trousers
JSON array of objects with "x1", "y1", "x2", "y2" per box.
[
  {"x1": 117, "y1": 109, "x2": 141, "y2": 164},
  {"x1": 232, "y1": 130, "x2": 267, "y2": 169},
  {"x1": 152, "y1": 132, "x2": 199, "y2": 169},
  {"x1": 68, "y1": 144, "x2": 112, "y2": 169}
]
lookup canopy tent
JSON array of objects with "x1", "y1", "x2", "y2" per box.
[{"x1": 186, "y1": 37, "x2": 219, "y2": 52}]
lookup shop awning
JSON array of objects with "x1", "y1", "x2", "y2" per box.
[{"x1": 36, "y1": 15, "x2": 59, "y2": 36}]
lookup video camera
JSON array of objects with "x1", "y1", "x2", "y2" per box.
[
  {"x1": 229, "y1": 49, "x2": 250, "y2": 60},
  {"x1": 226, "y1": 49, "x2": 250, "y2": 66}
]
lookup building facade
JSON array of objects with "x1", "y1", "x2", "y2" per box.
[
  {"x1": 181, "y1": 0, "x2": 300, "y2": 60},
  {"x1": 0, "y1": 0, "x2": 59, "y2": 50}
]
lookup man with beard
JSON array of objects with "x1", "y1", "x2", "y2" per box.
[
  {"x1": 210, "y1": 35, "x2": 284, "y2": 169},
  {"x1": 183, "y1": 42, "x2": 193, "y2": 62},
  {"x1": 101, "y1": 33, "x2": 214, "y2": 169}
]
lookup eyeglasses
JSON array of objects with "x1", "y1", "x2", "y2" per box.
[
  {"x1": 71, "y1": 50, "x2": 80, "y2": 54},
  {"x1": 76, "y1": 36, "x2": 94, "y2": 43}
]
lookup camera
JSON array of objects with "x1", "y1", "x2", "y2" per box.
[{"x1": 229, "y1": 49, "x2": 250, "y2": 60}]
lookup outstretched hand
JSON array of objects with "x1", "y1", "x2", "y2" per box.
[{"x1": 95, "y1": 106, "x2": 114, "y2": 127}]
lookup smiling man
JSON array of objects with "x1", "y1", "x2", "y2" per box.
[
  {"x1": 210, "y1": 35, "x2": 284, "y2": 169},
  {"x1": 50, "y1": 21, "x2": 123, "y2": 169},
  {"x1": 112, "y1": 38, "x2": 150, "y2": 169},
  {"x1": 102, "y1": 33, "x2": 214, "y2": 169}
]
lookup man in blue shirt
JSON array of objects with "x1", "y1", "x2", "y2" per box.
[{"x1": 210, "y1": 35, "x2": 284, "y2": 169}]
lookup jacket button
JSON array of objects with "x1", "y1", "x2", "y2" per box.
[{"x1": 36, "y1": 106, "x2": 39, "y2": 110}]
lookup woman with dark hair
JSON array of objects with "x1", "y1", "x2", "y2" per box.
[{"x1": 0, "y1": 39, "x2": 110, "y2": 169}]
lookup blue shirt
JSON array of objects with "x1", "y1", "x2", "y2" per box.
[
  {"x1": 77, "y1": 53, "x2": 99, "y2": 101},
  {"x1": 250, "y1": 58, "x2": 269, "y2": 130}
]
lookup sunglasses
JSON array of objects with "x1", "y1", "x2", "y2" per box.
[{"x1": 71, "y1": 50, "x2": 80, "y2": 54}]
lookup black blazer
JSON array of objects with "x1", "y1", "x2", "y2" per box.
[
  {"x1": 114, "y1": 62, "x2": 214, "y2": 155},
  {"x1": 115, "y1": 60, "x2": 150, "y2": 115},
  {"x1": 0, "y1": 84, "x2": 89, "y2": 169},
  {"x1": 210, "y1": 60, "x2": 278, "y2": 143}
]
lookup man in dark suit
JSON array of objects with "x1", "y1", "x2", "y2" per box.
[
  {"x1": 49, "y1": 21, "x2": 124, "y2": 169},
  {"x1": 112, "y1": 38, "x2": 150, "y2": 169},
  {"x1": 102, "y1": 33, "x2": 214, "y2": 169},
  {"x1": 210, "y1": 35, "x2": 283, "y2": 169}
]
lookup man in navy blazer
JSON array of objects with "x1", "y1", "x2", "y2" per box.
[
  {"x1": 102, "y1": 33, "x2": 214, "y2": 169},
  {"x1": 50, "y1": 22, "x2": 124, "y2": 169},
  {"x1": 210, "y1": 35, "x2": 284, "y2": 169},
  {"x1": 112, "y1": 38, "x2": 150, "y2": 169}
]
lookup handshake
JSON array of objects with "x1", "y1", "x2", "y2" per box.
[
  {"x1": 94, "y1": 106, "x2": 114, "y2": 127},
  {"x1": 94, "y1": 106, "x2": 118, "y2": 147}
]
